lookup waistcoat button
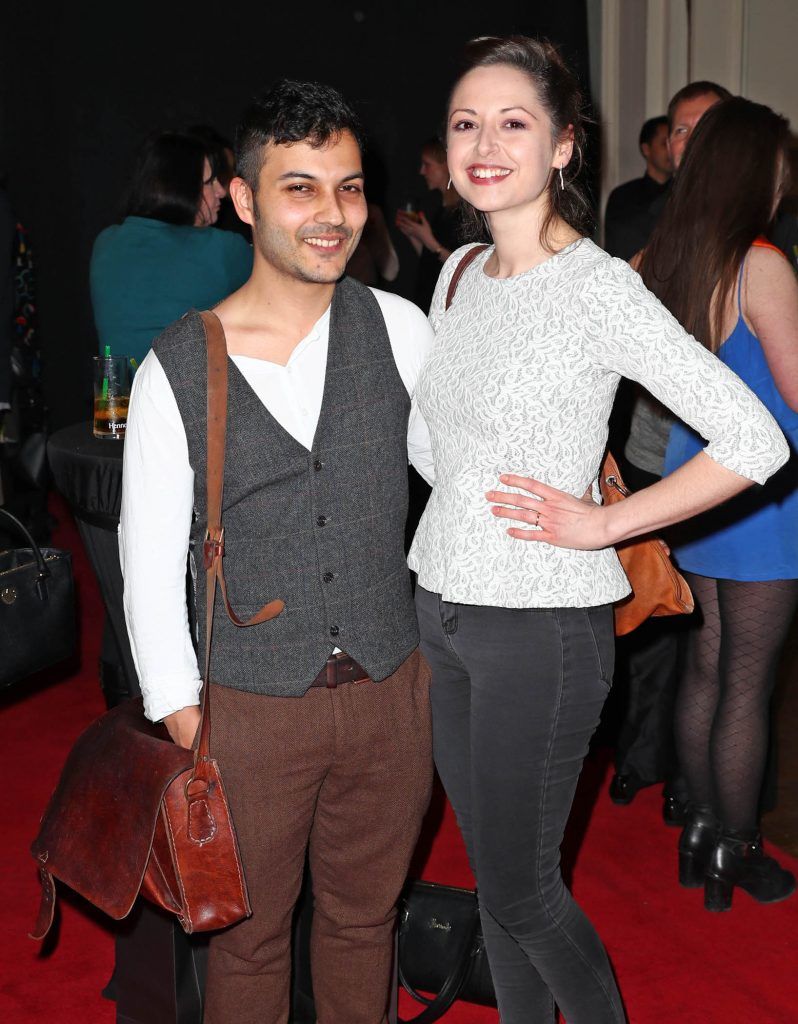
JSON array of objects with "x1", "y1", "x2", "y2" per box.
[
  {"x1": 316, "y1": 515, "x2": 328, "y2": 527},
  {"x1": 313, "y1": 459, "x2": 323, "y2": 471},
  {"x1": 329, "y1": 625, "x2": 340, "y2": 637},
  {"x1": 322, "y1": 572, "x2": 334, "y2": 583}
]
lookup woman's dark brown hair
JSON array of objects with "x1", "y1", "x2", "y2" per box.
[
  {"x1": 448, "y1": 35, "x2": 593, "y2": 248},
  {"x1": 123, "y1": 131, "x2": 218, "y2": 226},
  {"x1": 639, "y1": 96, "x2": 789, "y2": 352}
]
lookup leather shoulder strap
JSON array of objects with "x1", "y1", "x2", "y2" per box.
[
  {"x1": 199, "y1": 309, "x2": 284, "y2": 631},
  {"x1": 203, "y1": 310, "x2": 228, "y2": 543},
  {"x1": 192, "y1": 311, "x2": 284, "y2": 772},
  {"x1": 445, "y1": 244, "x2": 489, "y2": 310}
]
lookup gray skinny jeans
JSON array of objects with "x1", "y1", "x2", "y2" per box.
[{"x1": 415, "y1": 586, "x2": 626, "y2": 1024}]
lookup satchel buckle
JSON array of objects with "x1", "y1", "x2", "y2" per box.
[{"x1": 203, "y1": 528, "x2": 225, "y2": 570}]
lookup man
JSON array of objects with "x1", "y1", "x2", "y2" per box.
[
  {"x1": 603, "y1": 115, "x2": 671, "y2": 261},
  {"x1": 611, "y1": 81, "x2": 731, "y2": 819},
  {"x1": 120, "y1": 80, "x2": 435, "y2": 1024}
]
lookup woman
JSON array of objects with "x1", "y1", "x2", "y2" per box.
[
  {"x1": 407, "y1": 37, "x2": 788, "y2": 1024},
  {"x1": 396, "y1": 137, "x2": 461, "y2": 311},
  {"x1": 90, "y1": 130, "x2": 252, "y2": 365},
  {"x1": 644, "y1": 98, "x2": 798, "y2": 911}
]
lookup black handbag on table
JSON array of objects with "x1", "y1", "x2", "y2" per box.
[
  {"x1": 398, "y1": 880, "x2": 496, "y2": 1024},
  {"x1": 0, "y1": 506, "x2": 76, "y2": 688}
]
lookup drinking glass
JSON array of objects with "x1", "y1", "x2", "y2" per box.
[{"x1": 93, "y1": 355, "x2": 130, "y2": 440}]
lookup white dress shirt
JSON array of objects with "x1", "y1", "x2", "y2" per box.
[{"x1": 120, "y1": 288, "x2": 435, "y2": 722}]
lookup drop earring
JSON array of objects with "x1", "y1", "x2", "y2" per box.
[
  {"x1": 559, "y1": 165, "x2": 565, "y2": 190},
  {"x1": 447, "y1": 176, "x2": 452, "y2": 190}
]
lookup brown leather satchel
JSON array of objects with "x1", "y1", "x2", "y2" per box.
[
  {"x1": 30, "y1": 310, "x2": 284, "y2": 939},
  {"x1": 445, "y1": 245, "x2": 694, "y2": 638}
]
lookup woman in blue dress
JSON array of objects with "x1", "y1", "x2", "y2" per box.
[{"x1": 642, "y1": 97, "x2": 798, "y2": 910}]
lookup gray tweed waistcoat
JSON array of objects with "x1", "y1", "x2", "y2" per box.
[{"x1": 152, "y1": 276, "x2": 419, "y2": 695}]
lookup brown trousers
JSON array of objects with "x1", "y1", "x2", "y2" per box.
[{"x1": 203, "y1": 649, "x2": 433, "y2": 1024}]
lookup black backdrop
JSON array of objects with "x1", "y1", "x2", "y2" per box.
[{"x1": 1, "y1": 1, "x2": 590, "y2": 429}]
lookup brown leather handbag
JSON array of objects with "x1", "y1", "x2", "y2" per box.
[
  {"x1": 30, "y1": 310, "x2": 284, "y2": 939},
  {"x1": 445, "y1": 245, "x2": 694, "y2": 638},
  {"x1": 599, "y1": 451, "x2": 693, "y2": 635}
]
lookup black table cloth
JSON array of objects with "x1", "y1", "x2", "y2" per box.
[{"x1": 48, "y1": 421, "x2": 124, "y2": 530}]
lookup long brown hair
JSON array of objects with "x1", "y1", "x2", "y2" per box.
[
  {"x1": 639, "y1": 97, "x2": 789, "y2": 352},
  {"x1": 448, "y1": 36, "x2": 593, "y2": 250}
]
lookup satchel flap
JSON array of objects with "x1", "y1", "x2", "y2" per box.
[{"x1": 30, "y1": 697, "x2": 194, "y2": 920}]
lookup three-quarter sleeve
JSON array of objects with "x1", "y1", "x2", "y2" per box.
[{"x1": 582, "y1": 258, "x2": 789, "y2": 485}]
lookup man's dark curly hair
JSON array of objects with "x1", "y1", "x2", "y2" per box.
[{"x1": 235, "y1": 79, "x2": 366, "y2": 188}]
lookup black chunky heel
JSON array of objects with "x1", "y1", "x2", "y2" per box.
[
  {"x1": 704, "y1": 831, "x2": 796, "y2": 913},
  {"x1": 677, "y1": 807, "x2": 720, "y2": 889},
  {"x1": 704, "y1": 874, "x2": 733, "y2": 912},
  {"x1": 679, "y1": 852, "x2": 708, "y2": 889}
]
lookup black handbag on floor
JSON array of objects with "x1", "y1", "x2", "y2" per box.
[
  {"x1": 398, "y1": 880, "x2": 496, "y2": 1024},
  {"x1": 0, "y1": 506, "x2": 76, "y2": 688}
]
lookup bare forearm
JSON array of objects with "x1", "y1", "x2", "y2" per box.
[
  {"x1": 490, "y1": 451, "x2": 757, "y2": 551},
  {"x1": 604, "y1": 451, "x2": 753, "y2": 545}
]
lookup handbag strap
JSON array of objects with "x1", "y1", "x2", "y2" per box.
[
  {"x1": 445, "y1": 244, "x2": 489, "y2": 310},
  {"x1": 192, "y1": 311, "x2": 284, "y2": 777},
  {"x1": 397, "y1": 900, "x2": 481, "y2": 1024},
  {"x1": 0, "y1": 506, "x2": 52, "y2": 581}
]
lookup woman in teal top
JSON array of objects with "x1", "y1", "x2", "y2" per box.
[
  {"x1": 642, "y1": 98, "x2": 798, "y2": 912},
  {"x1": 90, "y1": 131, "x2": 252, "y2": 365}
]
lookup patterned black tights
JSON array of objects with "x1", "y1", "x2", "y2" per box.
[{"x1": 675, "y1": 573, "x2": 798, "y2": 831}]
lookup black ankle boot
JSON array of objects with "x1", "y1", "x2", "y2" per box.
[
  {"x1": 678, "y1": 807, "x2": 720, "y2": 888},
  {"x1": 608, "y1": 772, "x2": 644, "y2": 805},
  {"x1": 662, "y1": 790, "x2": 688, "y2": 828},
  {"x1": 704, "y1": 830, "x2": 796, "y2": 912}
]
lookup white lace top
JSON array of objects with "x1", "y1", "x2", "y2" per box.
[{"x1": 407, "y1": 239, "x2": 789, "y2": 608}]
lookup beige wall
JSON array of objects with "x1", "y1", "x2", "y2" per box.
[{"x1": 743, "y1": 0, "x2": 798, "y2": 126}]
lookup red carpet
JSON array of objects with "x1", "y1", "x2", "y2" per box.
[{"x1": 3, "y1": 497, "x2": 798, "y2": 1023}]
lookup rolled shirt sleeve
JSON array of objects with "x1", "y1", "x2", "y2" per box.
[{"x1": 119, "y1": 351, "x2": 202, "y2": 722}]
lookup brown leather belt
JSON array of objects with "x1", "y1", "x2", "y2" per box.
[{"x1": 309, "y1": 653, "x2": 371, "y2": 688}]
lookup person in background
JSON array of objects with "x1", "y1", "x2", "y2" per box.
[
  {"x1": 603, "y1": 115, "x2": 671, "y2": 261},
  {"x1": 410, "y1": 35, "x2": 787, "y2": 1024},
  {"x1": 90, "y1": 130, "x2": 251, "y2": 366},
  {"x1": 187, "y1": 123, "x2": 252, "y2": 240},
  {"x1": 346, "y1": 204, "x2": 399, "y2": 286},
  {"x1": 396, "y1": 137, "x2": 461, "y2": 311},
  {"x1": 609, "y1": 80, "x2": 731, "y2": 822},
  {"x1": 648, "y1": 97, "x2": 798, "y2": 911}
]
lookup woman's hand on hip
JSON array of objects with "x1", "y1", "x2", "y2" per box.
[{"x1": 486, "y1": 474, "x2": 613, "y2": 550}]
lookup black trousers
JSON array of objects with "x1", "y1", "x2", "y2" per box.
[
  {"x1": 612, "y1": 462, "x2": 686, "y2": 796},
  {"x1": 416, "y1": 586, "x2": 626, "y2": 1024}
]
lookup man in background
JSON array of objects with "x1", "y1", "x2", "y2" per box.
[{"x1": 604, "y1": 115, "x2": 671, "y2": 261}]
